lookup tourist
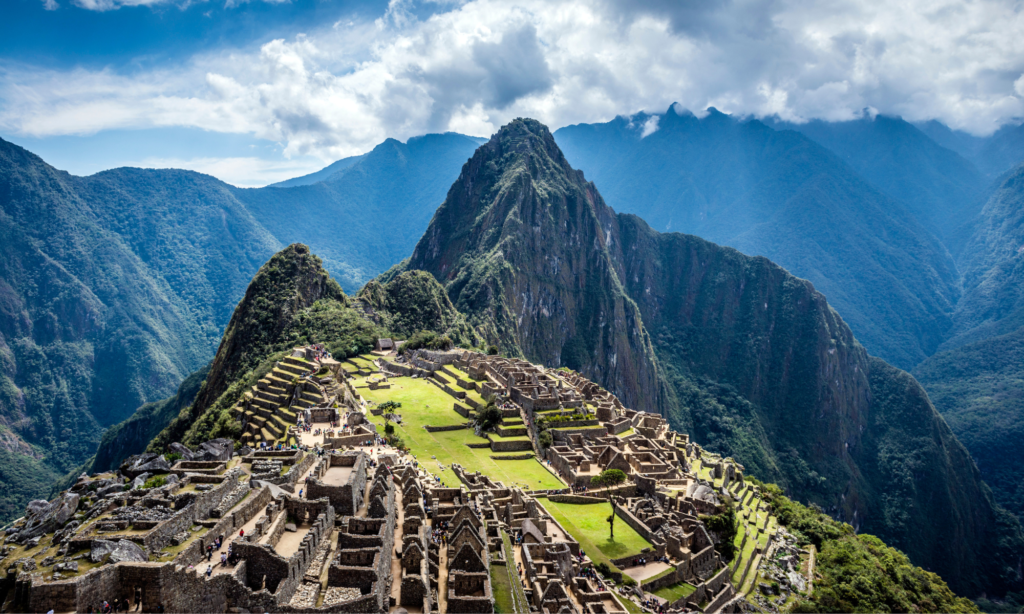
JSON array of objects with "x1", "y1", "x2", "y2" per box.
[
  {"x1": 206, "y1": 565, "x2": 213, "y2": 577},
  {"x1": 221, "y1": 552, "x2": 228, "y2": 566}
]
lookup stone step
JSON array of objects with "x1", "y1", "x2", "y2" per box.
[
  {"x1": 250, "y1": 397, "x2": 280, "y2": 412},
  {"x1": 283, "y1": 355, "x2": 314, "y2": 369},
  {"x1": 259, "y1": 427, "x2": 275, "y2": 442},
  {"x1": 256, "y1": 389, "x2": 286, "y2": 405},
  {"x1": 265, "y1": 420, "x2": 284, "y2": 438},
  {"x1": 276, "y1": 362, "x2": 307, "y2": 377}
]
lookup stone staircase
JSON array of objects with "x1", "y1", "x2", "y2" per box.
[{"x1": 234, "y1": 350, "x2": 328, "y2": 447}]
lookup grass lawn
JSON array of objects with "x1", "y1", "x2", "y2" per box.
[
  {"x1": 653, "y1": 581, "x2": 696, "y2": 603},
  {"x1": 491, "y1": 564, "x2": 515, "y2": 613},
  {"x1": 538, "y1": 498, "x2": 651, "y2": 571},
  {"x1": 360, "y1": 377, "x2": 562, "y2": 490}
]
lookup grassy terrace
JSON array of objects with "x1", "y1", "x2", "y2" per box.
[
  {"x1": 355, "y1": 370, "x2": 562, "y2": 490},
  {"x1": 653, "y1": 581, "x2": 696, "y2": 603},
  {"x1": 537, "y1": 498, "x2": 651, "y2": 573}
]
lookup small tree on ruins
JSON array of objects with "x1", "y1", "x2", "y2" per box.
[{"x1": 591, "y1": 468, "x2": 628, "y2": 539}]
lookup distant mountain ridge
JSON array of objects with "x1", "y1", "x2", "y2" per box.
[{"x1": 554, "y1": 107, "x2": 961, "y2": 370}]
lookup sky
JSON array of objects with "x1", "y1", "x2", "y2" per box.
[{"x1": 2, "y1": 0, "x2": 1024, "y2": 187}]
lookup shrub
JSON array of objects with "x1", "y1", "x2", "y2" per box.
[
  {"x1": 142, "y1": 475, "x2": 168, "y2": 489},
  {"x1": 475, "y1": 401, "x2": 503, "y2": 432},
  {"x1": 165, "y1": 452, "x2": 183, "y2": 464},
  {"x1": 539, "y1": 431, "x2": 553, "y2": 449},
  {"x1": 487, "y1": 345, "x2": 499, "y2": 355},
  {"x1": 384, "y1": 423, "x2": 395, "y2": 436}
]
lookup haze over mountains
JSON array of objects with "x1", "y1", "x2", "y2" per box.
[{"x1": 4, "y1": 108, "x2": 1024, "y2": 601}]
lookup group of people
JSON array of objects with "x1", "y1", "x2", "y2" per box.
[
  {"x1": 85, "y1": 596, "x2": 147, "y2": 613},
  {"x1": 640, "y1": 597, "x2": 667, "y2": 614},
  {"x1": 570, "y1": 483, "x2": 590, "y2": 494},
  {"x1": 430, "y1": 519, "x2": 451, "y2": 546},
  {"x1": 310, "y1": 343, "x2": 331, "y2": 363}
]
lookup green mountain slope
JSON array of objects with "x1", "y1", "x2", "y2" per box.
[
  {"x1": 912, "y1": 162, "x2": 1024, "y2": 527},
  {"x1": 917, "y1": 120, "x2": 1024, "y2": 178},
  {"x1": 237, "y1": 133, "x2": 485, "y2": 291},
  {"x1": 944, "y1": 163, "x2": 1024, "y2": 349},
  {"x1": 763, "y1": 114, "x2": 986, "y2": 239},
  {"x1": 0, "y1": 137, "x2": 281, "y2": 518},
  {"x1": 554, "y1": 107, "x2": 960, "y2": 370},
  {"x1": 915, "y1": 328, "x2": 1024, "y2": 523},
  {"x1": 396, "y1": 118, "x2": 1024, "y2": 597}
]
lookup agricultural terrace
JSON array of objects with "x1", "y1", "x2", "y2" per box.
[
  {"x1": 538, "y1": 498, "x2": 651, "y2": 573},
  {"x1": 352, "y1": 363, "x2": 563, "y2": 490}
]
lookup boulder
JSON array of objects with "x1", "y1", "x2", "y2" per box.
[
  {"x1": 120, "y1": 453, "x2": 160, "y2": 478},
  {"x1": 54, "y1": 560, "x2": 78, "y2": 574},
  {"x1": 135, "y1": 455, "x2": 171, "y2": 475},
  {"x1": 285, "y1": 523, "x2": 297, "y2": 532},
  {"x1": 130, "y1": 473, "x2": 151, "y2": 490},
  {"x1": 18, "y1": 493, "x2": 80, "y2": 540},
  {"x1": 19, "y1": 559, "x2": 36, "y2": 571},
  {"x1": 165, "y1": 474, "x2": 180, "y2": 485},
  {"x1": 97, "y1": 484, "x2": 125, "y2": 497},
  {"x1": 196, "y1": 438, "x2": 234, "y2": 462},
  {"x1": 169, "y1": 442, "x2": 195, "y2": 461},
  {"x1": 90, "y1": 539, "x2": 147, "y2": 564}
]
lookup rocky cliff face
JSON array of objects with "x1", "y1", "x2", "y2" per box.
[
  {"x1": 397, "y1": 119, "x2": 1024, "y2": 596},
  {"x1": 404, "y1": 119, "x2": 666, "y2": 415}
]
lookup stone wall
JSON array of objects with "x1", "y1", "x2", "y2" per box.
[
  {"x1": 306, "y1": 453, "x2": 367, "y2": 517},
  {"x1": 488, "y1": 438, "x2": 533, "y2": 452},
  {"x1": 423, "y1": 424, "x2": 469, "y2": 433}
]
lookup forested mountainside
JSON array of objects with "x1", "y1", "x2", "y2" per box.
[
  {"x1": 0, "y1": 132, "x2": 482, "y2": 515},
  {"x1": 0, "y1": 137, "x2": 280, "y2": 519},
  {"x1": 917, "y1": 119, "x2": 1024, "y2": 178},
  {"x1": 356, "y1": 270, "x2": 482, "y2": 348},
  {"x1": 236, "y1": 133, "x2": 484, "y2": 291},
  {"x1": 912, "y1": 162, "x2": 1024, "y2": 527},
  {"x1": 553, "y1": 107, "x2": 960, "y2": 370},
  {"x1": 761, "y1": 114, "x2": 986, "y2": 238},
  {"x1": 396, "y1": 118, "x2": 1024, "y2": 597}
]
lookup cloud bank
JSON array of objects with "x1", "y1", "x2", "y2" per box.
[{"x1": 5, "y1": 0, "x2": 1024, "y2": 167}]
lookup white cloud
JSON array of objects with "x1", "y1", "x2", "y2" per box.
[
  {"x1": 42, "y1": 0, "x2": 59, "y2": 10},
  {"x1": 4, "y1": 0, "x2": 1024, "y2": 172},
  {"x1": 129, "y1": 155, "x2": 324, "y2": 187}
]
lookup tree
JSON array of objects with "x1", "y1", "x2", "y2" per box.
[
  {"x1": 475, "y1": 400, "x2": 503, "y2": 432},
  {"x1": 486, "y1": 345, "x2": 499, "y2": 355},
  {"x1": 591, "y1": 468, "x2": 628, "y2": 539}
]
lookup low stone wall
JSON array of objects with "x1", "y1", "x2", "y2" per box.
[
  {"x1": 488, "y1": 438, "x2": 533, "y2": 452},
  {"x1": 546, "y1": 494, "x2": 606, "y2": 504},
  {"x1": 423, "y1": 424, "x2": 469, "y2": 432},
  {"x1": 452, "y1": 403, "x2": 473, "y2": 419},
  {"x1": 537, "y1": 418, "x2": 600, "y2": 429},
  {"x1": 489, "y1": 453, "x2": 535, "y2": 461},
  {"x1": 464, "y1": 442, "x2": 491, "y2": 449},
  {"x1": 425, "y1": 376, "x2": 466, "y2": 400}
]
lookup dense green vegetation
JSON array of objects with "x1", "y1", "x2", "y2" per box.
[
  {"x1": 0, "y1": 137, "x2": 281, "y2": 519},
  {"x1": 358, "y1": 270, "x2": 482, "y2": 348},
  {"x1": 758, "y1": 483, "x2": 979, "y2": 613},
  {"x1": 915, "y1": 326, "x2": 1024, "y2": 522},
  {"x1": 554, "y1": 107, "x2": 960, "y2": 370}
]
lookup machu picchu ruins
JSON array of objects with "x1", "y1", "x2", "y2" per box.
[{"x1": 0, "y1": 343, "x2": 813, "y2": 613}]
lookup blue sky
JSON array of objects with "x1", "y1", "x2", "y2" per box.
[{"x1": 2, "y1": 0, "x2": 1024, "y2": 187}]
